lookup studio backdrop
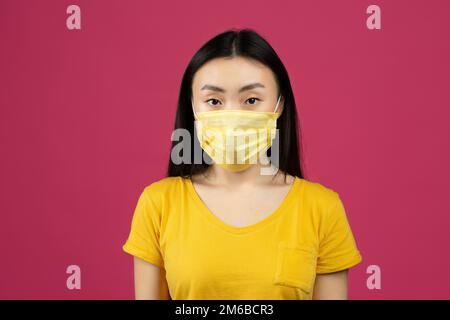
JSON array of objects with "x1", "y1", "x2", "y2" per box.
[{"x1": 1, "y1": 0, "x2": 449, "y2": 299}]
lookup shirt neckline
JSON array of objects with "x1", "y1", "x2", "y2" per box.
[{"x1": 185, "y1": 175, "x2": 302, "y2": 234}]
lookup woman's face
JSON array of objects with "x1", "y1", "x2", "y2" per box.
[{"x1": 191, "y1": 56, "x2": 283, "y2": 114}]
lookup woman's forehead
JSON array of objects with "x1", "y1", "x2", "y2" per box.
[{"x1": 192, "y1": 57, "x2": 278, "y2": 93}]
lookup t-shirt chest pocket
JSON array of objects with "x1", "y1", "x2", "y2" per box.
[{"x1": 273, "y1": 241, "x2": 318, "y2": 295}]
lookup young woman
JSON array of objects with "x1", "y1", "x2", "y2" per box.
[{"x1": 122, "y1": 28, "x2": 363, "y2": 300}]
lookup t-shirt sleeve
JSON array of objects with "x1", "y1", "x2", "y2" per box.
[
  {"x1": 122, "y1": 186, "x2": 164, "y2": 268},
  {"x1": 316, "y1": 192, "x2": 362, "y2": 274}
]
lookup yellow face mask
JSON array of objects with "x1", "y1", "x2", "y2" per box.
[{"x1": 192, "y1": 95, "x2": 282, "y2": 172}]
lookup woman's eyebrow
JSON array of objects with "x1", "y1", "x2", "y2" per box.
[{"x1": 201, "y1": 83, "x2": 265, "y2": 93}]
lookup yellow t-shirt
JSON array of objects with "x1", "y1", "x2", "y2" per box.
[{"x1": 122, "y1": 176, "x2": 362, "y2": 300}]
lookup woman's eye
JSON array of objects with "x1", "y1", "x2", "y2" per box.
[
  {"x1": 205, "y1": 98, "x2": 220, "y2": 107},
  {"x1": 246, "y1": 97, "x2": 260, "y2": 105},
  {"x1": 206, "y1": 99, "x2": 221, "y2": 106}
]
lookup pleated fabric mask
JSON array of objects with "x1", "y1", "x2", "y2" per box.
[{"x1": 192, "y1": 95, "x2": 282, "y2": 172}]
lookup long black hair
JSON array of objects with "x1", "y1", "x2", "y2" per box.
[{"x1": 167, "y1": 28, "x2": 304, "y2": 180}]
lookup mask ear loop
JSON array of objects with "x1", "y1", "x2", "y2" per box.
[
  {"x1": 191, "y1": 98, "x2": 198, "y2": 120},
  {"x1": 273, "y1": 94, "x2": 282, "y2": 113}
]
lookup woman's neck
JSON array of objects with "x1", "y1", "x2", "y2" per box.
[{"x1": 198, "y1": 157, "x2": 284, "y2": 188}]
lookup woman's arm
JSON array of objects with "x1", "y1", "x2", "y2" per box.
[
  {"x1": 312, "y1": 269, "x2": 349, "y2": 300},
  {"x1": 133, "y1": 256, "x2": 170, "y2": 300}
]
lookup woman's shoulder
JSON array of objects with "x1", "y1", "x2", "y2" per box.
[
  {"x1": 299, "y1": 177, "x2": 341, "y2": 207},
  {"x1": 298, "y1": 178, "x2": 347, "y2": 229},
  {"x1": 142, "y1": 175, "x2": 185, "y2": 194},
  {"x1": 134, "y1": 177, "x2": 186, "y2": 213}
]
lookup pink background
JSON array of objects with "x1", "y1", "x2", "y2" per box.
[{"x1": 1, "y1": 0, "x2": 449, "y2": 299}]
